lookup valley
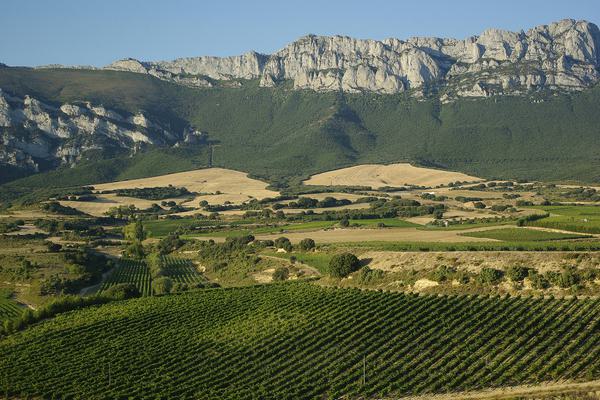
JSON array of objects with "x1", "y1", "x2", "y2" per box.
[{"x1": 2, "y1": 11, "x2": 600, "y2": 399}]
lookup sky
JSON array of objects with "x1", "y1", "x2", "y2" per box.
[{"x1": 2, "y1": 0, "x2": 599, "y2": 67}]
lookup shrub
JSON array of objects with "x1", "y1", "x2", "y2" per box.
[
  {"x1": 328, "y1": 253, "x2": 360, "y2": 278},
  {"x1": 272, "y1": 267, "x2": 290, "y2": 281},
  {"x1": 103, "y1": 283, "x2": 141, "y2": 300},
  {"x1": 152, "y1": 277, "x2": 173, "y2": 295},
  {"x1": 339, "y1": 218, "x2": 350, "y2": 227},
  {"x1": 274, "y1": 237, "x2": 292, "y2": 252},
  {"x1": 473, "y1": 202, "x2": 486, "y2": 209},
  {"x1": 478, "y1": 268, "x2": 504, "y2": 284},
  {"x1": 506, "y1": 265, "x2": 530, "y2": 282},
  {"x1": 299, "y1": 238, "x2": 316, "y2": 251}
]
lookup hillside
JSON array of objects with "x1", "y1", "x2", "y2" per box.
[
  {"x1": 1, "y1": 66, "x2": 600, "y2": 204},
  {"x1": 2, "y1": 283, "x2": 600, "y2": 399}
]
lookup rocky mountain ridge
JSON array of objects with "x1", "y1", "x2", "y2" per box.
[
  {"x1": 99, "y1": 19, "x2": 600, "y2": 99},
  {"x1": 0, "y1": 89, "x2": 205, "y2": 176}
]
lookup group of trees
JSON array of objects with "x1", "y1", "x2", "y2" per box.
[{"x1": 111, "y1": 186, "x2": 191, "y2": 200}]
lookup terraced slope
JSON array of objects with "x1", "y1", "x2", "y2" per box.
[{"x1": 1, "y1": 283, "x2": 599, "y2": 399}]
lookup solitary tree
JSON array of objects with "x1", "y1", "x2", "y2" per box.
[{"x1": 328, "y1": 253, "x2": 361, "y2": 278}]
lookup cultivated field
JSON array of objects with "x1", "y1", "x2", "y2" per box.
[
  {"x1": 2, "y1": 283, "x2": 600, "y2": 399},
  {"x1": 61, "y1": 168, "x2": 279, "y2": 216},
  {"x1": 303, "y1": 163, "x2": 482, "y2": 188}
]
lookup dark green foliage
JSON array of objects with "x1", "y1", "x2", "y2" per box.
[
  {"x1": 102, "y1": 283, "x2": 141, "y2": 300},
  {"x1": 112, "y1": 186, "x2": 190, "y2": 200},
  {"x1": 299, "y1": 238, "x2": 316, "y2": 251},
  {"x1": 477, "y1": 268, "x2": 504, "y2": 285},
  {"x1": 274, "y1": 237, "x2": 292, "y2": 252},
  {"x1": 272, "y1": 267, "x2": 289, "y2": 281},
  {"x1": 41, "y1": 201, "x2": 84, "y2": 215},
  {"x1": 506, "y1": 265, "x2": 530, "y2": 282},
  {"x1": 152, "y1": 277, "x2": 173, "y2": 295},
  {"x1": 428, "y1": 265, "x2": 458, "y2": 283},
  {"x1": 328, "y1": 252, "x2": 360, "y2": 278},
  {"x1": 157, "y1": 234, "x2": 185, "y2": 255}
]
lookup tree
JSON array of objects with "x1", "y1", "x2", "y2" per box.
[
  {"x1": 199, "y1": 200, "x2": 209, "y2": 208},
  {"x1": 123, "y1": 220, "x2": 146, "y2": 242},
  {"x1": 274, "y1": 237, "x2": 292, "y2": 252},
  {"x1": 157, "y1": 234, "x2": 184, "y2": 254},
  {"x1": 339, "y1": 218, "x2": 350, "y2": 227},
  {"x1": 152, "y1": 277, "x2": 173, "y2": 295},
  {"x1": 125, "y1": 241, "x2": 145, "y2": 260},
  {"x1": 272, "y1": 267, "x2": 289, "y2": 281},
  {"x1": 103, "y1": 283, "x2": 141, "y2": 300},
  {"x1": 46, "y1": 242, "x2": 62, "y2": 252},
  {"x1": 433, "y1": 210, "x2": 444, "y2": 219},
  {"x1": 473, "y1": 202, "x2": 486, "y2": 209},
  {"x1": 328, "y1": 253, "x2": 360, "y2": 278},
  {"x1": 299, "y1": 238, "x2": 316, "y2": 251}
]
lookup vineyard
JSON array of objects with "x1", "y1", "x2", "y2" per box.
[
  {"x1": 99, "y1": 257, "x2": 204, "y2": 296},
  {"x1": 1, "y1": 283, "x2": 600, "y2": 399},
  {"x1": 99, "y1": 259, "x2": 152, "y2": 296},
  {"x1": 0, "y1": 297, "x2": 21, "y2": 322}
]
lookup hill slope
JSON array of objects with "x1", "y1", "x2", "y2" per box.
[
  {"x1": 1, "y1": 283, "x2": 599, "y2": 399},
  {"x1": 1, "y1": 66, "x2": 600, "y2": 203}
]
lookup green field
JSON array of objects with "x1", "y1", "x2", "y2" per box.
[
  {"x1": 263, "y1": 251, "x2": 333, "y2": 274},
  {"x1": 461, "y1": 228, "x2": 591, "y2": 242},
  {"x1": 1, "y1": 283, "x2": 600, "y2": 399},
  {"x1": 526, "y1": 206, "x2": 600, "y2": 234}
]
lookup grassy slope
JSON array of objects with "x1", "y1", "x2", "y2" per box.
[
  {"x1": 1, "y1": 67, "x2": 600, "y2": 198},
  {"x1": 1, "y1": 283, "x2": 599, "y2": 399}
]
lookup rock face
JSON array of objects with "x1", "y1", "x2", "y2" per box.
[
  {"x1": 103, "y1": 19, "x2": 600, "y2": 99},
  {"x1": 0, "y1": 89, "x2": 201, "y2": 175}
]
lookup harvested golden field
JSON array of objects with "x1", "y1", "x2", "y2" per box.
[
  {"x1": 93, "y1": 168, "x2": 278, "y2": 200},
  {"x1": 303, "y1": 163, "x2": 481, "y2": 188},
  {"x1": 60, "y1": 168, "x2": 279, "y2": 216}
]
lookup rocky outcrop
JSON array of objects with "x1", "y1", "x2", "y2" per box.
[
  {"x1": 0, "y1": 89, "x2": 201, "y2": 174},
  {"x1": 102, "y1": 19, "x2": 600, "y2": 99}
]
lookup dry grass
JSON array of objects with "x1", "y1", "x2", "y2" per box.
[
  {"x1": 303, "y1": 163, "x2": 481, "y2": 188},
  {"x1": 361, "y1": 250, "x2": 600, "y2": 273},
  {"x1": 60, "y1": 168, "x2": 279, "y2": 216}
]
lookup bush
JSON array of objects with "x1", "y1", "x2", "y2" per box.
[
  {"x1": 328, "y1": 253, "x2": 361, "y2": 278},
  {"x1": 299, "y1": 238, "x2": 316, "y2": 251},
  {"x1": 473, "y1": 202, "x2": 486, "y2": 209},
  {"x1": 339, "y1": 218, "x2": 350, "y2": 227},
  {"x1": 272, "y1": 267, "x2": 290, "y2": 281},
  {"x1": 478, "y1": 268, "x2": 504, "y2": 284},
  {"x1": 152, "y1": 277, "x2": 173, "y2": 295},
  {"x1": 103, "y1": 283, "x2": 141, "y2": 300},
  {"x1": 506, "y1": 265, "x2": 530, "y2": 282},
  {"x1": 274, "y1": 237, "x2": 292, "y2": 252}
]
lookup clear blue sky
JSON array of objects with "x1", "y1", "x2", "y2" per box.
[{"x1": 2, "y1": 0, "x2": 599, "y2": 67}]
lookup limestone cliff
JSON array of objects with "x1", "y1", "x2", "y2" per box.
[{"x1": 103, "y1": 19, "x2": 600, "y2": 99}]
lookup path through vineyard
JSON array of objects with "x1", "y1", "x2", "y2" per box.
[{"x1": 399, "y1": 379, "x2": 600, "y2": 399}]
